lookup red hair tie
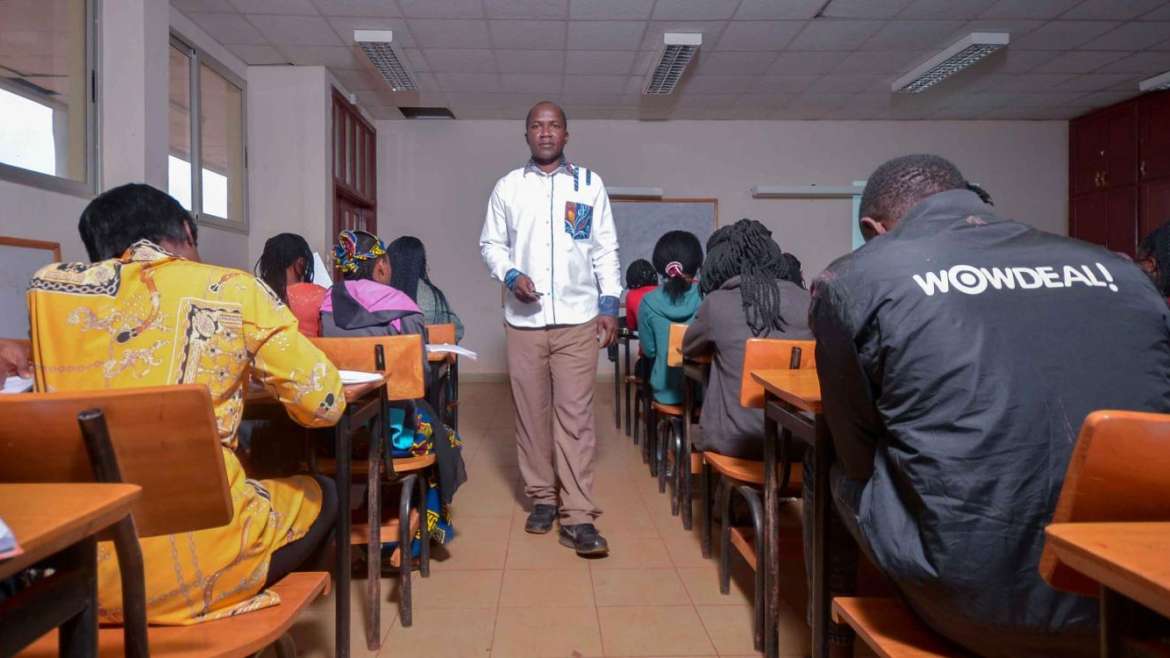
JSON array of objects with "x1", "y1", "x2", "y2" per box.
[{"x1": 665, "y1": 261, "x2": 684, "y2": 278}]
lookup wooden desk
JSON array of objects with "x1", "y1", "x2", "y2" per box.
[
  {"x1": 752, "y1": 368, "x2": 829, "y2": 658},
  {"x1": 1047, "y1": 522, "x2": 1170, "y2": 656},
  {"x1": 244, "y1": 379, "x2": 386, "y2": 658},
  {"x1": 0, "y1": 483, "x2": 141, "y2": 657}
]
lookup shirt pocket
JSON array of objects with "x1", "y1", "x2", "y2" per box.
[{"x1": 563, "y1": 201, "x2": 593, "y2": 241}]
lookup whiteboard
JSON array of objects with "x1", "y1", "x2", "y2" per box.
[
  {"x1": 0, "y1": 237, "x2": 60, "y2": 340},
  {"x1": 611, "y1": 199, "x2": 717, "y2": 281}
]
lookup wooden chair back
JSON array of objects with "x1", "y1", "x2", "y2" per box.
[
  {"x1": 668, "y1": 323, "x2": 688, "y2": 367},
  {"x1": 0, "y1": 385, "x2": 232, "y2": 537},
  {"x1": 311, "y1": 335, "x2": 426, "y2": 401},
  {"x1": 1039, "y1": 410, "x2": 1170, "y2": 596},
  {"x1": 739, "y1": 339, "x2": 816, "y2": 409},
  {"x1": 427, "y1": 323, "x2": 456, "y2": 345}
]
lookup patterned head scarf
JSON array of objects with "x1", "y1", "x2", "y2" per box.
[{"x1": 333, "y1": 229, "x2": 386, "y2": 274}]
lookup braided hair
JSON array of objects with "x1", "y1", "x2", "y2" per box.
[
  {"x1": 702, "y1": 218, "x2": 790, "y2": 337},
  {"x1": 782, "y1": 252, "x2": 805, "y2": 290},
  {"x1": 626, "y1": 259, "x2": 658, "y2": 289},
  {"x1": 255, "y1": 232, "x2": 314, "y2": 303},
  {"x1": 388, "y1": 236, "x2": 454, "y2": 317},
  {"x1": 652, "y1": 230, "x2": 703, "y2": 302}
]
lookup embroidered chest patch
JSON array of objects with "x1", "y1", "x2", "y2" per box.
[{"x1": 564, "y1": 201, "x2": 593, "y2": 240}]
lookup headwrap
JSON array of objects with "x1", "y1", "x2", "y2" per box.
[{"x1": 333, "y1": 229, "x2": 386, "y2": 274}]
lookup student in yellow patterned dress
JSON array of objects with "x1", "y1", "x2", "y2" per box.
[{"x1": 25, "y1": 183, "x2": 345, "y2": 625}]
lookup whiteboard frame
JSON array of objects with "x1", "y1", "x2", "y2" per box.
[
  {"x1": 0, "y1": 236, "x2": 61, "y2": 262},
  {"x1": 608, "y1": 196, "x2": 720, "y2": 228}
]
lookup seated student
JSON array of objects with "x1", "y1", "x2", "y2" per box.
[
  {"x1": 624, "y1": 258, "x2": 658, "y2": 333},
  {"x1": 0, "y1": 338, "x2": 31, "y2": 378},
  {"x1": 810, "y1": 155, "x2": 1170, "y2": 658},
  {"x1": 637, "y1": 231, "x2": 703, "y2": 405},
  {"x1": 388, "y1": 236, "x2": 465, "y2": 342},
  {"x1": 1137, "y1": 220, "x2": 1170, "y2": 303},
  {"x1": 26, "y1": 183, "x2": 343, "y2": 625},
  {"x1": 682, "y1": 219, "x2": 812, "y2": 460},
  {"x1": 321, "y1": 229, "x2": 466, "y2": 559},
  {"x1": 256, "y1": 232, "x2": 327, "y2": 337},
  {"x1": 782, "y1": 252, "x2": 806, "y2": 290}
]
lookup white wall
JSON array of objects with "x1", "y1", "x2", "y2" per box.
[{"x1": 377, "y1": 119, "x2": 1068, "y2": 378}]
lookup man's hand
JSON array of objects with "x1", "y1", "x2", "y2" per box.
[
  {"x1": 596, "y1": 315, "x2": 617, "y2": 348},
  {"x1": 0, "y1": 339, "x2": 32, "y2": 378},
  {"x1": 512, "y1": 274, "x2": 541, "y2": 303}
]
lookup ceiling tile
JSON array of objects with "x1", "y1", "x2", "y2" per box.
[
  {"x1": 823, "y1": 0, "x2": 914, "y2": 19},
  {"x1": 751, "y1": 75, "x2": 820, "y2": 92},
  {"x1": 569, "y1": 0, "x2": 655, "y2": 20},
  {"x1": 408, "y1": 19, "x2": 492, "y2": 47},
  {"x1": 1030, "y1": 50, "x2": 1129, "y2": 73},
  {"x1": 834, "y1": 50, "x2": 928, "y2": 74},
  {"x1": 694, "y1": 50, "x2": 777, "y2": 75},
  {"x1": 567, "y1": 20, "x2": 646, "y2": 49},
  {"x1": 625, "y1": 75, "x2": 646, "y2": 94},
  {"x1": 173, "y1": 0, "x2": 236, "y2": 11},
  {"x1": 1144, "y1": 3, "x2": 1170, "y2": 19},
  {"x1": 1072, "y1": 89, "x2": 1141, "y2": 107},
  {"x1": 979, "y1": 0, "x2": 1081, "y2": 19},
  {"x1": 1011, "y1": 20, "x2": 1120, "y2": 50},
  {"x1": 714, "y1": 21, "x2": 805, "y2": 51},
  {"x1": 485, "y1": 0, "x2": 568, "y2": 19},
  {"x1": 397, "y1": 0, "x2": 484, "y2": 18},
  {"x1": 1081, "y1": 22, "x2": 1170, "y2": 50},
  {"x1": 401, "y1": 48, "x2": 430, "y2": 71},
  {"x1": 437, "y1": 72, "x2": 504, "y2": 91},
  {"x1": 421, "y1": 48, "x2": 497, "y2": 72},
  {"x1": 225, "y1": 44, "x2": 289, "y2": 64},
  {"x1": 805, "y1": 73, "x2": 885, "y2": 92},
  {"x1": 968, "y1": 72, "x2": 1071, "y2": 91},
  {"x1": 282, "y1": 45, "x2": 364, "y2": 67},
  {"x1": 652, "y1": 0, "x2": 741, "y2": 20},
  {"x1": 184, "y1": 12, "x2": 269, "y2": 45},
  {"x1": 325, "y1": 17, "x2": 415, "y2": 47},
  {"x1": 734, "y1": 0, "x2": 826, "y2": 19},
  {"x1": 674, "y1": 92, "x2": 740, "y2": 109},
  {"x1": 500, "y1": 72, "x2": 564, "y2": 92},
  {"x1": 767, "y1": 50, "x2": 851, "y2": 74},
  {"x1": 861, "y1": 20, "x2": 965, "y2": 50},
  {"x1": 1053, "y1": 73, "x2": 1140, "y2": 91},
  {"x1": 311, "y1": 0, "x2": 402, "y2": 16},
  {"x1": 983, "y1": 48, "x2": 1060, "y2": 73},
  {"x1": 496, "y1": 49, "x2": 567, "y2": 72},
  {"x1": 1096, "y1": 50, "x2": 1170, "y2": 73},
  {"x1": 640, "y1": 21, "x2": 729, "y2": 50},
  {"x1": 560, "y1": 92, "x2": 626, "y2": 104},
  {"x1": 248, "y1": 14, "x2": 342, "y2": 45},
  {"x1": 489, "y1": 19, "x2": 568, "y2": 49},
  {"x1": 788, "y1": 91, "x2": 853, "y2": 110},
  {"x1": 565, "y1": 50, "x2": 635, "y2": 74},
  {"x1": 737, "y1": 92, "x2": 795, "y2": 108},
  {"x1": 682, "y1": 74, "x2": 759, "y2": 93},
  {"x1": 786, "y1": 20, "x2": 884, "y2": 50},
  {"x1": 897, "y1": 0, "x2": 997, "y2": 19},
  {"x1": 562, "y1": 74, "x2": 630, "y2": 92},
  {"x1": 1062, "y1": 0, "x2": 1168, "y2": 19},
  {"x1": 953, "y1": 18, "x2": 1043, "y2": 39},
  {"x1": 229, "y1": 0, "x2": 319, "y2": 13}
]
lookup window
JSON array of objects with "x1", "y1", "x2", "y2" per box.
[
  {"x1": 169, "y1": 36, "x2": 247, "y2": 231},
  {"x1": 0, "y1": 0, "x2": 97, "y2": 195}
]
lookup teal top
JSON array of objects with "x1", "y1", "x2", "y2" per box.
[{"x1": 637, "y1": 283, "x2": 701, "y2": 405}]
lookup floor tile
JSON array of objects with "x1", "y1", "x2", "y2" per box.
[
  {"x1": 431, "y1": 516, "x2": 511, "y2": 571},
  {"x1": 380, "y1": 606, "x2": 497, "y2": 658},
  {"x1": 500, "y1": 568, "x2": 595, "y2": 607},
  {"x1": 397, "y1": 569, "x2": 503, "y2": 609},
  {"x1": 491, "y1": 605, "x2": 603, "y2": 657},
  {"x1": 677, "y1": 565, "x2": 754, "y2": 607},
  {"x1": 591, "y1": 567, "x2": 689, "y2": 606},
  {"x1": 587, "y1": 536, "x2": 673, "y2": 570},
  {"x1": 596, "y1": 605, "x2": 716, "y2": 656},
  {"x1": 506, "y1": 532, "x2": 591, "y2": 571}
]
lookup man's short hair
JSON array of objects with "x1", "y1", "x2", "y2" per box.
[
  {"x1": 524, "y1": 101, "x2": 567, "y2": 128},
  {"x1": 859, "y1": 154, "x2": 966, "y2": 224},
  {"x1": 78, "y1": 183, "x2": 198, "y2": 262}
]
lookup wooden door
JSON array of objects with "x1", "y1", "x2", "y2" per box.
[
  {"x1": 1139, "y1": 91, "x2": 1170, "y2": 181},
  {"x1": 1141, "y1": 179, "x2": 1170, "y2": 243},
  {"x1": 1070, "y1": 114, "x2": 1105, "y2": 196},
  {"x1": 1104, "y1": 102, "x2": 1138, "y2": 189},
  {"x1": 1106, "y1": 186, "x2": 1138, "y2": 256},
  {"x1": 1071, "y1": 192, "x2": 1108, "y2": 247}
]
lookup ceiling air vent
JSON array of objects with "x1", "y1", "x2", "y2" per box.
[
  {"x1": 399, "y1": 107, "x2": 456, "y2": 120},
  {"x1": 643, "y1": 32, "x2": 702, "y2": 96},
  {"x1": 354, "y1": 30, "x2": 416, "y2": 92}
]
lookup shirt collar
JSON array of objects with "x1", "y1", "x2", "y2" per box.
[
  {"x1": 121, "y1": 239, "x2": 176, "y2": 264},
  {"x1": 524, "y1": 157, "x2": 576, "y2": 178}
]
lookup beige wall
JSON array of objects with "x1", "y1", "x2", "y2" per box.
[{"x1": 377, "y1": 119, "x2": 1068, "y2": 377}]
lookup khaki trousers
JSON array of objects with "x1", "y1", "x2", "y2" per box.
[{"x1": 505, "y1": 320, "x2": 600, "y2": 525}]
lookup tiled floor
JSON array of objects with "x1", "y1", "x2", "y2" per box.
[{"x1": 276, "y1": 381, "x2": 816, "y2": 658}]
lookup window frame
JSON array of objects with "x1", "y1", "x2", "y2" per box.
[
  {"x1": 0, "y1": 0, "x2": 100, "y2": 198},
  {"x1": 169, "y1": 32, "x2": 248, "y2": 234}
]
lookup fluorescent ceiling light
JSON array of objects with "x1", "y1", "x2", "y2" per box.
[
  {"x1": 1139, "y1": 70, "x2": 1170, "y2": 92},
  {"x1": 643, "y1": 33, "x2": 701, "y2": 96},
  {"x1": 751, "y1": 184, "x2": 862, "y2": 199},
  {"x1": 354, "y1": 30, "x2": 416, "y2": 92},
  {"x1": 608, "y1": 186, "x2": 664, "y2": 198},
  {"x1": 892, "y1": 32, "x2": 1009, "y2": 94}
]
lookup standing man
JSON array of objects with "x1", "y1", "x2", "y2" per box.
[{"x1": 480, "y1": 101, "x2": 620, "y2": 556}]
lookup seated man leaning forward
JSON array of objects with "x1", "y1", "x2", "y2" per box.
[
  {"x1": 26, "y1": 183, "x2": 344, "y2": 625},
  {"x1": 809, "y1": 155, "x2": 1170, "y2": 657}
]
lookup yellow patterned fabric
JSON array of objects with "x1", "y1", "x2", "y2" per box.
[{"x1": 26, "y1": 240, "x2": 345, "y2": 625}]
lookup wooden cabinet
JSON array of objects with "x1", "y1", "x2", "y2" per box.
[{"x1": 1069, "y1": 91, "x2": 1170, "y2": 255}]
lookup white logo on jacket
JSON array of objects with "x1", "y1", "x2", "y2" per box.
[{"x1": 912, "y1": 263, "x2": 1118, "y2": 296}]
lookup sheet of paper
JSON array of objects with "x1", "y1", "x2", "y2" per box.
[
  {"x1": 0, "y1": 517, "x2": 21, "y2": 560},
  {"x1": 2, "y1": 376, "x2": 33, "y2": 395},
  {"x1": 312, "y1": 252, "x2": 333, "y2": 289},
  {"x1": 426, "y1": 344, "x2": 479, "y2": 360}
]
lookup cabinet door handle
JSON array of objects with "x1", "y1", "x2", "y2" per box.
[{"x1": 1140, "y1": 160, "x2": 1146, "y2": 178}]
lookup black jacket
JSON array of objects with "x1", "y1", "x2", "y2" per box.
[{"x1": 811, "y1": 189, "x2": 1170, "y2": 656}]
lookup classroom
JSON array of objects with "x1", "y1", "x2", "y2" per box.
[{"x1": 1, "y1": 1, "x2": 1169, "y2": 657}]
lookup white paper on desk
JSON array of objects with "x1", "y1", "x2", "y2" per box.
[
  {"x1": 0, "y1": 516, "x2": 21, "y2": 560},
  {"x1": 2, "y1": 376, "x2": 33, "y2": 395},
  {"x1": 338, "y1": 369, "x2": 382, "y2": 384},
  {"x1": 426, "y1": 344, "x2": 478, "y2": 360},
  {"x1": 311, "y1": 252, "x2": 333, "y2": 288}
]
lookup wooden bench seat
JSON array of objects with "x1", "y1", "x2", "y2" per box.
[
  {"x1": 21, "y1": 572, "x2": 330, "y2": 658},
  {"x1": 652, "y1": 401, "x2": 684, "y2": 417},
  {"x1": 831, "y1": 597, "x2": 966, "y2": 658},
  {"x1": 316, "y1": 453, "x2": 436, "y2": 476}
]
